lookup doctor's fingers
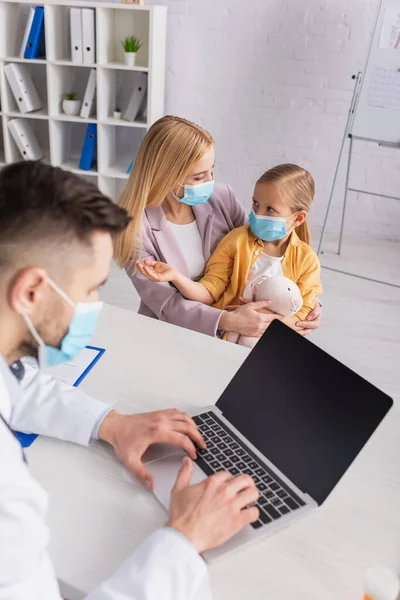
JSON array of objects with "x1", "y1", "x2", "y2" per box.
[
  {"x1": 233, "y1": 486, "x2": 260, "y2": 511},
  {"x1": 225, "y1": 474, "x2": 257, "y2": 497},
  {"x1": 169, "y1": 419, "x2": 206, "y2": 449},
  {"x1": 163, "y1": 431, "x2": 199, "y2": 460}
]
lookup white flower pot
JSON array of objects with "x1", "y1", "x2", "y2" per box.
[
  {"x1": 62, "y1": 99, "x2": 81, "y2": 116},
  {"x1": 124, "y1": 52, "x2": 136, "y2": 67},
  {"x1": 113, "y1": 111, "x2": 122, "y2": 119}
]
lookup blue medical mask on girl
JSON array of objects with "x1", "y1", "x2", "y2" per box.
[
  {"x1": 172, "y1": 180, "x2": 215, "y2": 206},
  {"x1": 22, "y1": 278, "x2": 103, "y2": 369},
  {"x1": 248, "y1": 208, "x2": 298, "y2": 242}
]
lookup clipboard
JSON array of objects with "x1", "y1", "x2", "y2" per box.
[{"x1": 14, "y1": 345, "x2": 105, "y2": 448}]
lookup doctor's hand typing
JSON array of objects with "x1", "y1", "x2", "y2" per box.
[
  {"x1": 98, "y1": 409, "x2": 206, "y2": 489},
  {"x1": 167, "y1": 457, "x2": 260, "y2": 553}
]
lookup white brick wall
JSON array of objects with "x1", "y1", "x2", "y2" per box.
[{"x1": 138, "y1": 0, "x2": 400, "y2": 241}]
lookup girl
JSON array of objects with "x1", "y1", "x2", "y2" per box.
[{"x1": 136, "y1": 164, "x2": 323, "y2": 338}]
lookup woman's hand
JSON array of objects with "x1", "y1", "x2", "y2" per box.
[
  {"x1": 219, "y1": 300, "x2": 281, "y2": 338},
  {"x1": 295, "y1": 303, "x2": 322, "y2": 337},
  {"x1": 136, "y1": 259, "x2": 178, "y2": 283}
]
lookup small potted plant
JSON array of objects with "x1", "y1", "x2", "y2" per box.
[
  {"x1": 62, "y1": 92, "x2": 81, "y2": 116},
  {"x1": 113, "y1": 108, "x2": 122, "y2": 119},
  {"x1": 121, "y1": 35, "x2": 142, "y2": 67}
]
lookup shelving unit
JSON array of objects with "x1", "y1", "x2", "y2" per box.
[{"x1": 0, "y1": 0, "x2": 167, "y2": 199}]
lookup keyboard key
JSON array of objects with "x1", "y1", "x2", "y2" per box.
[
  {"x1": 259, "y1": 509, "x2": 272, "y2": 524},
  {"x1": 230, "y1": 455, "x2": 240, "y2": 464},
  {"x1": 270, "y1": 482, "x2": 279, "y2": 491},
  {"x1": 257, "y1": 482, "x2": 268, "y2": 492},
  {"x1": 225, "y1": 449, "x2": 234, "y2": 457},
  {"x1": 229, "y1": 442, "x2": 239, "y2": 450},
  {"x1": 197, "y1": 447, "x2": 208, "y2": 456},
  {"x1": 255, "y1": 467, "x2": 265, "y2": 477},
  {"x1": 285, "y1": 497, "x2": 299, "y2": 510},
  {"x1": 195, "y1": 457, "x2": 214, "y2": 477},
  {"x1": 279, "y1": 506, "x2": 290, "y2": 515},
  {"x1": 236, "y1": 448, "x2": 245, "y2": 457},
  {"x1": 204, "y1": 418, "x2": 214, "y2": 425},
  {"x1": 230, "y1": 467, "x2": 240, "y2": 476},
  {"x1": 217, "y1": 442, "x2": 228, "y2": 451},
  {"x1": 222, "y1": 436, "x2": 233, "y2": 444},
  {"x1": 202, "y1": 453, "x2": 213, "y2": 462},
  {"x1": 265, "y1": 491, "x2": 274, "y2": 499},
  {"x1": 222, "y1": 460, "x2": 232, "y2": 469},
  {"x1": 211, "y1": 424, "x2": 221, "y2": 432},
  {"x1": 271, "y1": 497, "x2": 282, "y2": 507},
  {"x1": 210, "y1": 460, "x2": 220, "y2": 470},
  {"x1": 263, "y1": 504, "x2": 281, "y2": 520},
  {"x1": 251, "y1": 520, "x2": 263, "y2": 529},
  {"x1": 277, "y1": 490, "x2": 288, "y2": 499},
  {"x1": 242, "y1": 455, "x2": 253, "y2": 464},
  {"x1": 243, "y1": 468, "x2": 253, "y2": 476},
  {"x1": 258, "y1": 495, "x2": 269, "y2": 506},
  {"x1": 193, "y1": 415, "x2": 203, "y2": 425},
  {"x1": 216, "y1": 453, "x2": 225, "y2": 462},
  {"x1": 237, "y1": 461, "x2": 246, "y2": 470},
  {"x1": 209, "y1": 435, "x2": 219, "y2": 444},
  {"x1": 262, "y1": 475, "x2": 273, "y2": 484},
  {"x1": 249, "y1": 461, "x2": 258, "y2": 470}
]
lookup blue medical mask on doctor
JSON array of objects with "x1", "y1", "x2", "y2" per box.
[
  {"x1": 248, "y1": 208, "x2": 297, "y2": 242},
  {"x1": 172, "y1": 179, "x2": 215, "y2": 206},
  {"x1": 22, "y1": 278, "x2": 103, "y2": 369}
]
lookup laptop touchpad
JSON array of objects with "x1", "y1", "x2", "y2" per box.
[{"x1": 148, "y1": 452, "x2": 207, "y2": 510}]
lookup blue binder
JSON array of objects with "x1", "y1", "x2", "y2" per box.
[
  {"x1": 79, "y1": 123, "x2": 97, "y2": 171},
  {"x1": 14, "y1": 346, "x2": 106, "y2": 449},
  {"x1": 24, "y1": 6, "x2": 46, "y2": 59},
  {"x1": 126, "y1": 158, "x2": 134, "y2": 174}
]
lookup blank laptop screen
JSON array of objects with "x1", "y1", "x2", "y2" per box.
[{"x1": 216, "y1": 320, "x2": 392, "y2": 505}]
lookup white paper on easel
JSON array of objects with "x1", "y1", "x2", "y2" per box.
[
  {"x1": 379, "y1": 8, "x2": 400, "y2": 49},
  {"x1": 367, "y1": 67, "x2": 400, "y2": 109}
]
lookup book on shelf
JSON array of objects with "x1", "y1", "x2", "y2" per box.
[
  {"x1": 19, "y1": 6, "x2": 35, "y2": 58},
  {"x1": 8, "y1": 118, "x2": 43, "y2": 160},
  {"x1": 80, "y1": 69, "x2": 96, "y2": 119},
  {"x1": 79, "y1": 123, "x2": 97, "y2": 171},
  {"x1": 4, "y1": 63, "x2": 43, "y2": 114},
  {"x1": 123, "y1": 73, "x2": 148, "y2": 122},
  {"x1": 24, "y1": 6, "x2": 46, "y2": 59}
]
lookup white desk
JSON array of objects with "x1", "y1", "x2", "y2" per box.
[{"x1": 27, "y1": 304, "x2": 400, "y2": 600}]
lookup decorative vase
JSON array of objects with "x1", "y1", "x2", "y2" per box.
[
  {"x1": 124, "y1": 52, "x2": 136, "y2": 67},
  {"x1": 62, "y1": 99, "x2": 81, "y2": 116}
]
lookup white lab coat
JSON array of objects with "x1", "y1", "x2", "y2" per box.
[
  {"x1": 10, "y1": 361, "x2": 112, "y2": 446},
  {"x1": 0, "y1": 358, "x2": 212, "y2": 600}
]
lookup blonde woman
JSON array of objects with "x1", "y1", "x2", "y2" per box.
[
  {"x1": 136, "y1": 164, "x2": 322, "y2": 344},
  {"x1": 115, "y1": 117, "x2": 321, "y2": 338}
]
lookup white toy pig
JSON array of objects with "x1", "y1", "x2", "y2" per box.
[{"x1": 226, "y1": 275, "x2": 303, "y2": 349}]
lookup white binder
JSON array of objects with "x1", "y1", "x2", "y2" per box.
[
  {"x1": 81, "y1": 8, "x2": 95, "y2": 64},
  {"x1": 8, "y1": 118, "x2": 44, "y2": 160},
  {"x1": 70, "y1": 8, "x2": 83, "y2": 64},
  {"x1": 123, "y1": 73, "x2": 148, "y2": 122},
  {"x1": 19, "y1": 6, "x2": 35, "y2": 58},
  {"x1": 4, "y1": 63, "x2": 43, "y2": 114},
  {"x1": 80, "y1": 68, "x2": 96, "y2": 119}
]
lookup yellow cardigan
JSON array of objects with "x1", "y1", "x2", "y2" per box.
[{"x1": 200, "y1": 226, "x2": 323, "y2": 321}]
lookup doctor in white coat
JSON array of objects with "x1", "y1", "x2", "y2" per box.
[{"x1": 0, "y1": 161, "x2": 260, "y2": 600}]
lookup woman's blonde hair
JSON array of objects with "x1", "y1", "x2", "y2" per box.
[
  {"x1": 114, "y1": 115, "x2": 214, "y2": 268},
  {"x1": 257, "y1": 164, "x2": 315, "y2": 245}
]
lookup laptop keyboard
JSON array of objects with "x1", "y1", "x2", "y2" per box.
[{"x1": 193, "y1": 411, "x2": 305, "y2": 529}]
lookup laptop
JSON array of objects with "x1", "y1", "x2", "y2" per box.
[{"x1": 148, "y1": 320, "x2": 393, "y2": 561}]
